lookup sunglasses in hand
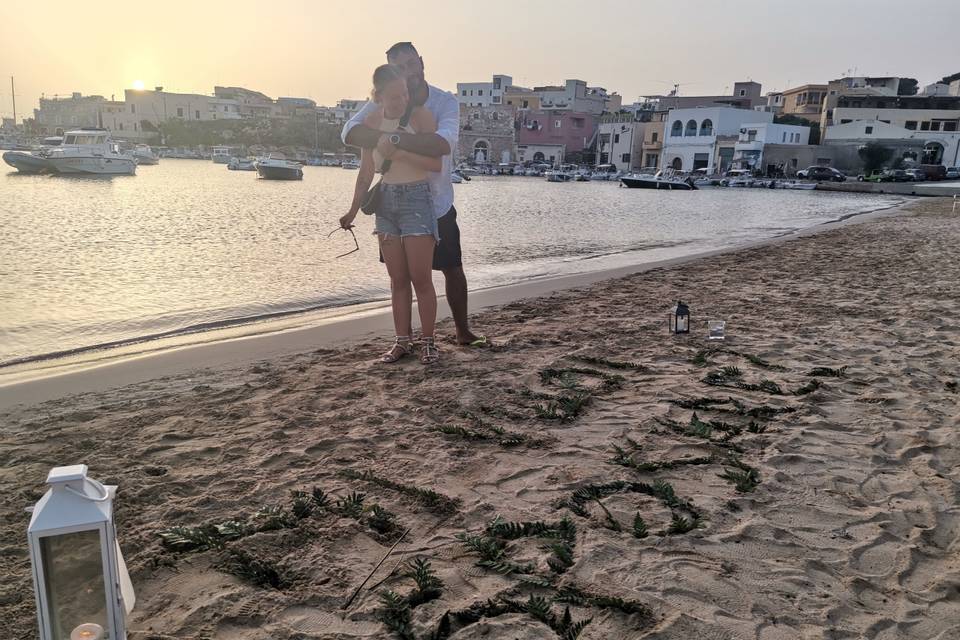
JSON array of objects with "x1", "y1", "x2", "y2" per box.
[{"x1": 327, "y1": 225, "x2": 360, "y2": 258}]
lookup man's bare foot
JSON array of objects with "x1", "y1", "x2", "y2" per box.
[{"x1": 456, "y1": 333, "x2": 488, "y2": 347}]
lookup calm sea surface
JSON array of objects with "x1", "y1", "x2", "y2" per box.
[{"x1": 0, "y1": 160, "x2": 901, "y2": 367}]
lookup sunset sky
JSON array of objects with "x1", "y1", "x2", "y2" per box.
[{"x1": 1, "y1": 0, "x2": 959, "y2": 120}]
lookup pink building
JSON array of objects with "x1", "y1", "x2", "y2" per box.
[{"x1": 516, "y1": 110, "x2": 598, "y2": 159}]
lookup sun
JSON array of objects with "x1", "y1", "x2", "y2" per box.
[{"x1": 133, "y1": 79, "x2": 145, "y2": 90}]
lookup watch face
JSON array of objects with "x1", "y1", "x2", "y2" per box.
[{"x1": 390, "y1": 134, "x2": 400, "y2": 144}]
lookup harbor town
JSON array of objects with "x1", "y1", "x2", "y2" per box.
[{"x1": 2, "y1": 4, "x2": 960, "y2": 640}]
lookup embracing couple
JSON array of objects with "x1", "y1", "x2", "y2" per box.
[{"x1": 340, "y1": 42, "x2": 483, "y2": 366}]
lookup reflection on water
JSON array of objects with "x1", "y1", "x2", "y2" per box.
[{"x1": 0, "y1": 161, "x2": 900, "y2": 365}]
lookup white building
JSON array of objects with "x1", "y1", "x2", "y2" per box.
[
  {"x1": 661, "y1": 107, "x2": 774, "y2": 172},
  {"x1": 732, "y1": 122, "x2": 811, "y2": 171},
  {"x1": 515, "y1": 143, "x2": 565, "y2": 167},
  {"x1": 824, "y1": 120, "x2": 960, "y2": 169},
  {"x1": 457, "y1": 75, "x2": 513, "y2": 107},
  {"x1": 534, "y1": 79, "x2": 620, "y2": 115}
]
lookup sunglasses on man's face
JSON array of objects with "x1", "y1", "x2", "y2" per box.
[{"x1": 327, "y1": 226, "x2": 359, "y2": 258}]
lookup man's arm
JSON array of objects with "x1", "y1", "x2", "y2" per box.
[
  {"x1": 394, "y1": 92, "x2": 458, "y2": 158},
  {"x1": 341, "y1": 100, "x2": 378, "y2": 148},
  {"x1": 343, "y1": 103, "x2": 447, "y2": 155}
]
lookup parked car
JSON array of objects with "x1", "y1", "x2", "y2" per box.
[
  {"x1": 917, "y1": 164, "x2": 946, "y2": 181},
  {"x1": 798, "y1": 166, "x2": 846, "y2": 182},
  {"x1": 946, "y1": 167, "x2": 960, "y2": 180},
  {"x1": 904, "y1": 168, "x2": 927, "y2": 182},
  {"x1": 881, "y1": 169, "x2": 911, "y2": 182},
  {"x1": 858, "y1": 171, "x2": 884, "y2": 183}
]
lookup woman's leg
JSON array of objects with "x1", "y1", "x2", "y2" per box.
[
  {"x1": 379, "y1": 233, "x2": 412, "y2": 339},
  {"x1": 404, "y1": 235, "x2": 438, "y2": 338}
]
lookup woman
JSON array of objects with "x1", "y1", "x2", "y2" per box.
[{"x1": 340, "y1": 65, "x2": 441, "y2": 364}]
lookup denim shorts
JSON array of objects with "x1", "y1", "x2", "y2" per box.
[{"x1": 375, "y1": 181, "x2": 438, "y2": 242}]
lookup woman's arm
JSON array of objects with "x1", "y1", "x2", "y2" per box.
[{"x1": 340, "y1": 147, "x2": 376, "y2": 228}]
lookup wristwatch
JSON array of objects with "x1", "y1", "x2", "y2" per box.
[{"x1": 389, "y1": 133, "x2": 401, "y2": 145}]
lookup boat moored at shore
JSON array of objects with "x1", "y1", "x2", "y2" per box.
[
  {"x1": 620, "y1": 170, "x2": 697, "y2": 190},
  {"x1": 133, "y1": 144, "x2": 159, "y2": 165},
  {"x1": 45, "y1": 129, "x2": 136, "y2": 175},
  {"x1": 256, "y1": 154, "x2": 303, "y2": 180}
]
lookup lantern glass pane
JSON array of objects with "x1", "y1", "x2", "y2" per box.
[{"x1": 39, "y1": 529, "x2": 113, "y2": 639}]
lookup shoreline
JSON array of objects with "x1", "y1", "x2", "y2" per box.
[
  {"x1": 1, "y1": 196, "x2": 957, "y2": 639},
  {"x1": 0, "y1": 198, "x2": 910, "y2": 410}
]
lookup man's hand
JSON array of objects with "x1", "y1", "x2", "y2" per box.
[{"x1": 376, "y1": 134, "x2": 397, "y2": 161}]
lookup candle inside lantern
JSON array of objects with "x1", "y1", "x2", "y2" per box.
[{"x1": 71, "y1": 623, "x2": 105, "y2": 640}]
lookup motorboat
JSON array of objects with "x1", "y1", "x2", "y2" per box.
[
  {"x1": 45, "y1": 129, "x2": 136, "y2": 175},
  {"x1": 228, "y1": 156, "x2": 257, "y2": 171},
  {"x1": 133, "y1": 144, "x2": 159, "y2": 165},
  {"x1": 341, "y1": 158, "x2": 360, "y2": 170},
  {"x1": 256, "y1": 153, "x2": 303, "y2": 180},
  {"x1": 3, "y1": 150, "x2": 54, "y2": 174},
  {"x1": 591, "y1": 164, "x2": 618, "y2": 181},
  {"x1": 620, "y1": 170, "x2": 697, "y2": 190},
  {"x1": 211, "y1": 146, "x2": 232, "y2": 164},
  {"x1": 456, "y1": 164, "x2": 480, "y2": 176},
  {"x1": 546, "y1": 164, "x2": 579, "y2": 182},
  {"x1": 574, "y1": 171, "x2": 591, "y2": 182}
]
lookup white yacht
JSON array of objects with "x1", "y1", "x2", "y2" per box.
[
  {"x1": 255, "y1": 153, "x2": 303, "y2": 180},
  {"x1": 133, "y1": 144, "x2": 159, "y2": 165},
  {"x1": 211, "y1": 146, "x2": 232, "y2": 164},
  {"x1": 45, "y1": 129, "x2": 136, "y2": 175}
]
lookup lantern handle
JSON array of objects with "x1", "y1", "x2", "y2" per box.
[{"x1": 64, "y1": 477, "x2": 111, "y2": 502}]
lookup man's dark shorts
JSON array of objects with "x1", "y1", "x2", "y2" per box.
[{"x1": 379, "y1": 205, "x2": 462, "y2": 271}]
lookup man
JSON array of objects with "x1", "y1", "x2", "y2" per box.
[{"x1": 342, "y1": 42, "x2": 485, "y2": 346}]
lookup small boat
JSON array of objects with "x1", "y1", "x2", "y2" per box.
[
  {"x1": 45, "y1": 129, "x2": 136, "y2": 175},
  {"x1": 133, "y1": 144, "x2": 159, "y2": 165},
  {"x1": 456, "y1": 165, "x2": 480, "y2": 176},
  {"x1": 256, "y1": 154, "x2": 303, "y2": 180},
  {"x1": 228, "y1": 156, "x2": 257, "y2": 171},
  {"x1": 574, "y1": 171, "x2": 591, "y2": 182},
  {"x1": 620, "y1": 170, "x2": 697, "y2": 190},
  {"x1": 341, "y1": 159, "x2": 360, "y2": 170},
  {"x1": 546, "y1": 164, "x2": 578, "y2": 182},
  {"x1": 3, "y1": 150, "x2": 54, "y2": 174},
  {"x1": 211, "y1": 146, "x2": 232, "y2": 164}
]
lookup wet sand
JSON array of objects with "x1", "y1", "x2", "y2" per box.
[{"x1": 1, "y1": 198, "x2": 958, "y2": 639}]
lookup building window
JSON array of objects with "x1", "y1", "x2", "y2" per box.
[
  {"x1": 130, "y1": 104, "x2": 136, "y2": 114},
  {"x1": 622, "y1": 153, "x2": 631, "y2": 163},
  {"x1": 555, "y1": 120, "x2": 561, "y2": 128},
  {"x1": 469, "y1": 90, "x2": 473, "y2": 96},
  {"x1": 747, "y1": 129, "x2": 757, "y2": 142},
  {"x1": 461, "y1": 90, "x2": 467, "y2": 96},
  {"x1": 645, "y1": 153, "x2": 658, "y2": 168},
  {"x1": 478, "y1": 90, "x2": 483, "y2": 96},
  {"x1": 614, "y1": 134, "x2": 620, "y2": 143},
  {"x1": 522, "y1": 100, "x2": 529, "y2": 109},
  {"x1": 195, "y1": 110, "x2": 200, "y2": 120},
  {"x1": 685, "y1": 119, "x2": 697, "y2": 136},
  {"x1": 840, "y1": 119, "x2": 852, "y2": 124},
  {"x1": 699, "y1": 119, "x2": 713, "y2": 136},
  {"x1": 493, "y1": 78, "x2": 501, "y2": 90},
  {"x1": 671, "y1": 157, "x2": 682, "y2": 170},
  {"x1": 177, "y1": 107, "x2": 184, "y2": 117},
  {"x1": 651, "y1": 132, "x2": 658, "y2": 143},
  {"x1": 865, "y1": 126, "x2": 873, "y2": 134},
  {"x1": 739, "y1": 89, "x2": 746, "y2": 96},
  {"x1": 118, "y1": 122, "x2": 123, "y2": 130},
  {"x1": 492, "y1": 96, "x2": 501, "y2": 104},
  {"x1": 671, "y1": 120, "x2": 683, "y2": 136},
  {"x1": 791, "y1": 158, "x2": 798, "y2": 168},
  {"x1": 133, "y1": 122, "x2": 138, "y2": 131}
]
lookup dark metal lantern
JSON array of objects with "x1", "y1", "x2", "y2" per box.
[{"x1": 670, "y1": 300, "x2": 690, "y2": 334}]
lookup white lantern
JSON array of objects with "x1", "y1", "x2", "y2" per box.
[{"x1": 27, "y1": 465, "x2": 135, "y2": 640}]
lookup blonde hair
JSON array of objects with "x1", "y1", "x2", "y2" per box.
[{"x1": 371, "y1": 64, "x2": 404, "y2": 100}]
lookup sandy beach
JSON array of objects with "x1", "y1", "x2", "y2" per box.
[{"x1": 1, "y1": 197, "x2": 958, "y2": 639}]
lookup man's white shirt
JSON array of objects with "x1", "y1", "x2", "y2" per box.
[{"x1": 341, "y1": 84, "x2": 458, "y2": 221}]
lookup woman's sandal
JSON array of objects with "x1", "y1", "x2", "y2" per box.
[
  {"x1": 381, "y1": 337, "x2": 413, "y2": 363},
  {"x1": 419, "y1": 337, "x2": 439, "y2": 365}
]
